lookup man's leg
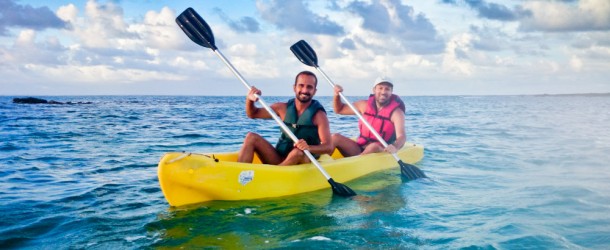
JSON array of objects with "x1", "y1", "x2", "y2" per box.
[
  {"x1": 361, "y1": 142, "x2": 384, "y2": 155},
  {"x1": 332, "y1": 133, "x2": 362, "y2": 157},
  {"x1": 237, "y1": 132, "x2": 283, "y2": 164},
  {"x1": 279, "y1": 148, "x2": 307, "y2": 166}
]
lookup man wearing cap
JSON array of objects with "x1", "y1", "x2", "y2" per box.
[{"x1": 331, "y1": 77, "x2": 407, "y2": 156}]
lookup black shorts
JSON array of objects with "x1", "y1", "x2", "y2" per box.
[{"x1": 275, "y1": 140, "x2": 320, "y2": 159}]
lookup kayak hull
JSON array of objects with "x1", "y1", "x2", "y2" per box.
[{"x1": 157, "y1": 143, "x2": 424, "y2": 206}]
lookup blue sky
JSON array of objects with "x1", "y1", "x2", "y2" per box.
[{"x1": 1, "y1": 0, "x2": 609, "y2": 96}]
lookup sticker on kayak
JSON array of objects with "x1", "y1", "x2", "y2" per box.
[{"x1": 238, "y1": 170, "x2": 254, "y2": 186}]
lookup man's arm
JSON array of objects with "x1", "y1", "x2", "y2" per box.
[
  {"x1": 390, "y1": 110, "x2": 406, "y2": 150},
  {"x1": 333, "y1": 85, "x2": 365, "y2": 115},
  {"x1": 245, "y1": 87, "x2": 277, "y2": 119},
  {"x1": 306, "y1": 111, "x2": 334, "y2": 155}
]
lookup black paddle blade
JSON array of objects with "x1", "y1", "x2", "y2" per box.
[
  {"x1": 290, "y1": 40, "x2": 318, "y2": 67},
  {"x1": 399, "y1": 160, "x2": 427, "y2": 180},
  {"x1": 176, "y1": 7, "x2": 217, "y2": 50},
  {"x1": 328, "y1": 178, "x2": 357, "y2": 197}
]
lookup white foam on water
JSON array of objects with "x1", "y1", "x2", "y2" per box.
[{"x1": 310, "y1": 236, "x2": 331, "y2": 241}]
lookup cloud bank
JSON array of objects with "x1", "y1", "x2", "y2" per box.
[{"x1": 0, "y1": 0, "x2": 609, "y2": 96}]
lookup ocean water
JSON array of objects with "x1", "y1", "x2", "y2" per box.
[{"x1": 1, "y1": 95, "x2": 609, "y2": 249}]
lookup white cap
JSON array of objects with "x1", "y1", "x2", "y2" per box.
[{"x1": 374, "y1": 76, "x2": 393, "y2": 88}]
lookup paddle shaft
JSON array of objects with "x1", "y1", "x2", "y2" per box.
[
  {"x1": 315, "y1": 67, "x2": 402, "y2": 162},
  {"x1": 212, "y1": 49, "x2": 333, "y2": 180}
]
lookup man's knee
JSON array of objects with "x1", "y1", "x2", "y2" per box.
[
  {"x1": 365, "y1": 142, "x2": 384, "y2": 153},
  {"x1": 289, "y1": 148, "x2": 307, "y2": 162},
  {"x1": 290, "y1": 148, "x2": 304, "y2": 158},
  {"x1": 332, "y1": 133, "x2": 345, "y2": 142},
  {"x1": 244, "y1": 132, "x2": 261, "y2": 143},
  {"x1": 279, "y1": 149, "x2": 306, "y2": 165}
]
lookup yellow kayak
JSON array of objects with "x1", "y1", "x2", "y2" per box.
[{"x1": 157, "y1": 143, "x2": 424, "y2": 207}]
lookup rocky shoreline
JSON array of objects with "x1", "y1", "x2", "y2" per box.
[{"x1": 13, "y1": 97, "x2": 92, "y2": 104}]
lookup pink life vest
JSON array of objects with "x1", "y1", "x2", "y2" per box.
[{"x1": 356, "y1": 94, "x2": 405, "y2": 147}]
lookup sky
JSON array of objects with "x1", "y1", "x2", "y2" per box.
[{"x1": 1, "y1": 0, "x2": 609, "y2": 96}]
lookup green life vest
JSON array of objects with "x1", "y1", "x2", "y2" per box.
[{"x1": 275, "y1": 99, "x2": 326, "y2": 157}]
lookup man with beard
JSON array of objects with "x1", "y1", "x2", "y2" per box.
[
  {"x1": 331, "y1": 77, "x2": 407, "y2": 157},
  {"x1": 237, "y1": 71, "x2": 334, "y2": 165}
]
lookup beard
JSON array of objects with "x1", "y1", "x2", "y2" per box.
[
  {"x1": 375, "y1": 95, "x2": 391, "y2": 107},
  {"x1": 296, "y1": 92, "x2": 312, "y2": 103},
  {"x1": 377, "y1": 99, "x2": 390, "y2": 107}
]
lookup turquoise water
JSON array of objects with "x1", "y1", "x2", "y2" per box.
[{"x1": 1, "y1": 95, "x2": 609, "y2": 249}]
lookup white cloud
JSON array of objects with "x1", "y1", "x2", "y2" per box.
[
  {"x1": 442, "y1": 33, "x2": 475, "y2": 76},
  {"x1": 257, "y1": 0, "x2": 344, "y2": 35},
  {"x1": 78, "y1": 0, "x2": 132, "y2": 48},
  {"x1": 3, "y1": 29, "x2": 65, "y2": 65},
  {"x1": 1, "y1": 0, "x2": 194, "y2": 91},
  {"x1": 345, "y1": 0, "x2": 444, "y2": 54},
  {"x1": 170, "y1": 56, "x2": 208, "y2": 70},
  {"x1": 15, "y1": 29, "x2": 36, "y2": 47},
  {"x1": 570, "y1": 55, "x2": 583, "y2": 72},
  {"x1": 392, "y1": 54, "x2": 434, "y2": 69},
  {"x1": 132, "y1": 7, "x2": 184, "y2": 50},
  {"x1": 22, "y1": 64, "x2": 184, "y2": 83},
  {"x1": 520, "y1": 0, "x2": 610, "y2": 32},
  {"x1": 56, "y1": 4, "x2": 78, "y2": 24},
  {"x1": 226, "y1": 56, "x2": 281, "y2": 79},
  {"x1": 229, "y1": 43, "x2": 258, "y2": 57}
]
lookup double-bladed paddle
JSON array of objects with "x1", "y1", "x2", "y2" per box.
[
  {"x1": 175, "y1": 8, "x2": 356, "y2": 197},
  {"x1": 290, "y1": 40, "x2": 427, "y2": 180}
]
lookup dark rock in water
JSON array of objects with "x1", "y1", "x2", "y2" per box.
[
  {"x1": 13, "y1": 97, "x2": 48, "y2": 104},
  {"x1": 13, "y1": 97, "x2": 92, "y2": 105}
]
